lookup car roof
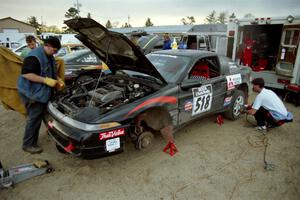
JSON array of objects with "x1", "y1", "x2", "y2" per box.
[
  {"x1": 62, "y1": 49, "x2": 93, "y2": 62},
  {"x1": 151, "y1": 49, "x2": 217, "y2": 59}
]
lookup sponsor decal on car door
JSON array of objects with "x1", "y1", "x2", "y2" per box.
[{"x1": 226, "y1": 74, "x2": 242, "y2": 90}]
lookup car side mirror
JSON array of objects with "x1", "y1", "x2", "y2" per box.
[{"x1": 181, "y1": 79, "x2": 202, "y2": 90}]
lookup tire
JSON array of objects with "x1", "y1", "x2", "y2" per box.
[{"x1": 224, "y1": 90, "x2": 245, "y2": 120}]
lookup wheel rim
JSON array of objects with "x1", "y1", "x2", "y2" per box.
[
  {"x1": 137, "y1": 131, "x2": 154, "y2": 149},
  {"x1": 141, "y1": 135, "x2": 152, "y2": 148},
  {"x1": 233, "y1": 95, "x2": 244, "y2": 117}
]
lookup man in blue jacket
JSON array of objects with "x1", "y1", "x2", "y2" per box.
[
  {"x1": 163, "y1": 33, "x2": 172, "y2": 50},
  {"x1": 18, "y1": 37, "x2": 64, "y2": 154}
]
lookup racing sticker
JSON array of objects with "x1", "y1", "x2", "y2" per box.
[
  {"x1": 226, "y1": 74, "x2": 242, "y2": 90},
  {"x1": 192, "y1": 84, "x2": 213, "y2": 116},
  {"x1": 184, "y1": 100, "x2": 193, "y2": 111},
  {"x1": 223, "y1": 96, "x2": 232, "y2": 106}
]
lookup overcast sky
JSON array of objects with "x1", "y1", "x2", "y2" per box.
[{"x1": 1, "y1": 0, "x2": 300, "y2": 28}]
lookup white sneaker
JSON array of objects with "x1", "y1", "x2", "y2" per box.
[
  {"x1": 255, "y1": 126, "x2": 267, "y2": 131},
  {"x1": 255, "y1": 126, "x2": 267, "y2": 134}
]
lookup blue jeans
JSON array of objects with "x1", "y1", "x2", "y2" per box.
[{"x1": 19, "y1": 93, "x2": 47, "y2": 148}]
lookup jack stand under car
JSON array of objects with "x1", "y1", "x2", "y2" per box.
[{"x1": 0, "y1": 160, "x2": 53, "y2": 189}]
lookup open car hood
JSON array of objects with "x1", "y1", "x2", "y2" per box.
[{"x1": 65, "y1": 18, "x2": 166, "y2": 84}]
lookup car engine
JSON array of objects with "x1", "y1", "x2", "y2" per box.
[{"x1": 53, "y1": 74, "x2": 161, "y2": 117}]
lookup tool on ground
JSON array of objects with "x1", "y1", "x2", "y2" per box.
[
  {"x1": 0, "y1": 160, "x2": 53, "y2": 189},
  {"x1": 163, "y1": 141, "x2": 178, "y2": 156},
  {"x1": 240, "y1": 104, "x2": 252, "y2": 114}
]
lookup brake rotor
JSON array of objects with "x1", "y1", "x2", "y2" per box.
[{"x1": 136, "y1": 131, "x2": 154, "y2": 150}]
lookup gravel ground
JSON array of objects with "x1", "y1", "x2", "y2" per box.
[{"x1": 0, "y1": 93, "x2": 299, "y2": 200}]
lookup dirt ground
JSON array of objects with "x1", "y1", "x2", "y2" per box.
[{"x1": 1, "y1": 93, "x2": 299, "y2": 200}]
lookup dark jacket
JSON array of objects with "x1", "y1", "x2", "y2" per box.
[
  {"x1": 17, "y1": 46, "x2": 56, "y2": 103},
  {"x1": 163, "y1": 39, "x2": 172, "y2": 50}
]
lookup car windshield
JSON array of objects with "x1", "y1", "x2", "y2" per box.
[
  {"x1": 138, "y1": 35, "x2": 157, "y2": 48},
  {"x1": 146, "y1": 54, "x2": 190, "y2": 83},
  {"x1": 62, "y1": 49, "x2": 90, "y2": 63}
]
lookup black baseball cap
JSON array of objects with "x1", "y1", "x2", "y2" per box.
[{"x1": 44, "y1": 36, "x2": 61, "y2": 49}]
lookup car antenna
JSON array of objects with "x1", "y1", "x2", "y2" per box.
[{"x1": 88, "y1": 36, "x2": 112, "y2": 107}]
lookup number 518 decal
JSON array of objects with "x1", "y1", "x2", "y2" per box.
[{"x1": 192, "y1": 84, "x2": 213, "y2": 116}]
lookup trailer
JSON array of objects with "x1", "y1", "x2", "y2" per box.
[
  {"x1": 181, "y1": 24, "x2": 227, "y2": 56},
  {"x1": 227, "y1": 15, "x2": 300, "y2": 89}
]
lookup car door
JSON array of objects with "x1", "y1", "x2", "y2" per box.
[{"x1": 178, "y1": 56, "x2": 227, "y2": 125}]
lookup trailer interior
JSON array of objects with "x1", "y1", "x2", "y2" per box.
[{"x1": 238, "y1": 24, "x2": 283, "y2": 71}]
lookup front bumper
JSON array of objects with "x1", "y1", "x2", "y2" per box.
[{"x1": 44, "y1": 112, "x2": 129, "y2": 158}]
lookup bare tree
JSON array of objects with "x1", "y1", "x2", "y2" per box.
[
  {"x1": 122, "y1": 22, "x2": 132, "y2": 28},
  {"x1": 181, "y1": 16, "x2": 196, "y2": 25},
  {"x1": 205, "y1": 11, "x2": 217, "y2": 24},
  {"x1": 229, "y1": 12, "x2": 236, "y2": 19},
  {"x1": 65, "y1": 7, "x2": 80, "y2": 19},
  {"x1": 106, "y1": 20, "x2": 112, "y2": 29},
  {"x1": 217, "y1": 12, "x2": 228, "y2": 24},
  {"x1": 27, "y1": 16, "x2": 42, "y2": 34},
  {"x1": 145, "y1": 18, "x2": 154, "y2": 27}
]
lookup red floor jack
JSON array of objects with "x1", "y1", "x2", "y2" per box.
[{"x1": 0, "y1": 160, "x2": 53, "y2": 189}]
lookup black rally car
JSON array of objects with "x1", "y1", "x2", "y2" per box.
[{"x1": 44, "y1": 18, "x2": 251, "y2": 158}]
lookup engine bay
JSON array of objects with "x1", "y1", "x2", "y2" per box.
[{"x1": 52, "y1": 74, "x2": 161, "y2": 117}]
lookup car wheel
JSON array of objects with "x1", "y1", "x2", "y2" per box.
[
  {"x1": 224, "y1": 90, "x2": 245, "y2": 120},
  {"x1": 136, "y1": 131, "x2": 154, "y2": 150}
]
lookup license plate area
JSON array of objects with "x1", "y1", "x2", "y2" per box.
[{"x1": 105, "y1": 137, "x2": 120, "y2": 152}]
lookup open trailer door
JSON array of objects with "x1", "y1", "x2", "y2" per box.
[{"x1": 276, "y1": 25, "x2": 300, "y2": 78}]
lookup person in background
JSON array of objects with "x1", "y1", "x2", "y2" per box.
[
  {"x1": 245, "y1": 78, "x2": 293, "y2": 131},
  {"x1": 17, "y1": 37, "x2": 64, "y2": 154},
  {"x1": 20, "y1": 35, "x2": 37, "y2": 58},
  {"x1": 163, "y1": 33, "x2": 172, "y2": 50}
]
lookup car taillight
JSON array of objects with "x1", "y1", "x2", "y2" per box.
[
  {"x1": 277, "y1": 79, "x2": 290, "y2": 85},
  {"x1": 47, "y1": 121, "x2": 54, "y2": 129},
  {"x1": 64, "y1": 142, "x2": 76, "y2": 152}
]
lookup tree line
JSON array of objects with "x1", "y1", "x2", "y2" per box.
[{"x1": 26, "y1": 7, "x2": 254, "y2": 34}]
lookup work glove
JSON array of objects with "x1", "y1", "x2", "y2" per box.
[
  {"x1": 56, "y1": 78, "x2": 65, "y2": 91},
  {"x1": 43, "y1": 77, "x2": 58, "y2": 87}
]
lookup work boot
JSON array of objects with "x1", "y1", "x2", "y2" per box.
[{"x1": 22, "y1": 146, "x2": 43, "y2": 154}]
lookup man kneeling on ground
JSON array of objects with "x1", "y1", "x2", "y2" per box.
[{"x1": 245, "y1": 78, "x2": 293, "y2": 131}]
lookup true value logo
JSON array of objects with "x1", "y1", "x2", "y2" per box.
[{"x1": 99, "y1": 128, "x2": 125, "y2": 140}]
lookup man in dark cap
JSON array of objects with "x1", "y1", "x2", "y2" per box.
[
  {"x1": 245, "y1": 78, "x2": 293, "y2": 131},
  {"x1": 17, "y1": 36, "x2": 65, "y2": 154}
]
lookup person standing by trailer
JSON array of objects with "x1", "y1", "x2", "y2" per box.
[
  {"x1": 17, "y1": 37, "x2": 64, "y2": 154},
  {"x1": 163, "y1": 33, "x2": 172, "y2": 50}
]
